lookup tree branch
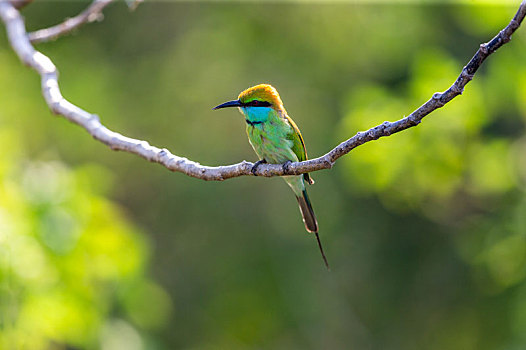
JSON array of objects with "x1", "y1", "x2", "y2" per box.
[
  {"x1": 1, "y1": 2, "x2": 525, "y2": 181},
  {"x1": 28, "y1": 0, "x2": 115, "y2": 44}
]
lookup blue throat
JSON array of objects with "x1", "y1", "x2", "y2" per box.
[{"x1": 241, "y1": 106, "x2": 272, "y2": 124}]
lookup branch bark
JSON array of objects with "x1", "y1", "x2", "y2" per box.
[
  {"x1": 1, "y1": 1, "x2": 525, "y2": 181},
  {"x1": 28, "y1": 0, "x2": 115, "y2": 44}
]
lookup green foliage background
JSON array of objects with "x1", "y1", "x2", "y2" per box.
[{"x1": 1, "y1": 2, "x2": 526, "y2": 349}]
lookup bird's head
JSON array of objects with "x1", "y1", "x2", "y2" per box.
[{"x1": 213, "y1": 84, "x2": 285, "y2": 114}]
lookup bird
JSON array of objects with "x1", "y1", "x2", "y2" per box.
[{"x1": 213, "y1": 84, "x2": 329, "y2": 269}]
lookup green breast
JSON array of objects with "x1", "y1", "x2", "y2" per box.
[{"x1": 242, "y1": 107, "x2": 298, "y2": 164}]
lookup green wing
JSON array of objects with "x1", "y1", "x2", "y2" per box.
[{"x1": 285, "y1": 115, "x2": 314, "y2": 185}]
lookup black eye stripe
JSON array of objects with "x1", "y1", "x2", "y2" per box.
[{"x1": 244, "y1": 100, "x2": 271, "y2": 107}]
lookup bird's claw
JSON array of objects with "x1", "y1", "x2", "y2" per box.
[
  {"x1": 251, "y1": 159, "x2": 267, "y2": 176},
  {"x1": 282, "y1": 160, "x2": 292, "y2": 174}
]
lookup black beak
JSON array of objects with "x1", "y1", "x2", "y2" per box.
[{"x1": 213, "y1": 99, "x2": 243, "y2": 110}]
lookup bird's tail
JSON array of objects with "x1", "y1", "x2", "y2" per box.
[{"x1": 296, "y1": 189, "x2": 330, "y2": 270}]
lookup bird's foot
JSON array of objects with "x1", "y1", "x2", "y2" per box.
[
  {"x1": 251, "y1": 159, "x2": 267, "y2": 176},
  {"x1": 282, "y1": 160, "x2": 292, "y2": 174}
]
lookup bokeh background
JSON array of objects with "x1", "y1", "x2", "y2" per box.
[{"x1": 1, "y1": 1, "x2": 526, "y2": 349}]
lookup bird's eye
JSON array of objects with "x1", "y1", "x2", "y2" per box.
[{"x1": 250, "y1": 100, "x2": 271, "y2": 107}]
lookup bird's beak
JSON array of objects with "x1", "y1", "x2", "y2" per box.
[{"x1": 213, "y1": 99, "x2": 243, "y2": 110}]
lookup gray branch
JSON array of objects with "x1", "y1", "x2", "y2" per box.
[
  {"x1": 28, "y1": 0, "x2": 115, "y2": 44},
  {"x1": 1, "y1": 1, "x2": 525, "y2": 181}
]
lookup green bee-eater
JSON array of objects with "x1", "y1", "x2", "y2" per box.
[{"x1": 214, "y1": 84, "x2": 329, "y2": 269}]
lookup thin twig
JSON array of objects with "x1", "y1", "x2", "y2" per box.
[
  {"x1": 0, "y1": 2, "x2": 525, "y2": 181},
  {"x1": 28, "y1": 0, "x2": 115, "y2": 44}
]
